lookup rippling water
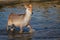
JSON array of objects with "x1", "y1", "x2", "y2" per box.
[{"x1": 0, "y1": 2, "x2": 60, "y2": 40}]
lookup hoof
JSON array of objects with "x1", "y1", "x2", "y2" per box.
[
  {"x1": 29, "y1": 30, "x2": 33, "y2": 33},
  {"x1": 29, "y1": 29, "x2": 35, "y2": 33}
]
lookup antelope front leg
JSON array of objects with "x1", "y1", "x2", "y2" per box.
[
  {"x1": 27, "y1": 24, "x2": 32, "y2": 33},
  {"x1": 19, "y1": 27, "x2": 23, "y2": 33}
]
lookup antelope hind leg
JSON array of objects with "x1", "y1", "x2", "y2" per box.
[{"x1": 7, "y1": 26, "x2": 8, "y2": 31}]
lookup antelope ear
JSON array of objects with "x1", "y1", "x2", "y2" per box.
[{"x1": 29, "y1": 4, "x2": 32, "y2": 8}]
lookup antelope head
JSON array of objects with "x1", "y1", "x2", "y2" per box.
[{"x1": 24, "y1": 4, "x2": 33, "y2": 15}]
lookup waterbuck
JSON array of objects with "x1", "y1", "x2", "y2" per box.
[{"x1": 7, "y1": 4, "x2": 33, "y2": 33}]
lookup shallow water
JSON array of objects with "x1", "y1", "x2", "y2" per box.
[{"x1": 0, "y1": 2, "x2": 60, "y2": 40}]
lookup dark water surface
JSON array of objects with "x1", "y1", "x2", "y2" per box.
[{"x1": 0, "y1": 2, "x2": 60, "y2": 40}]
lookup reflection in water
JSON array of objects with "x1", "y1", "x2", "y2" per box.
[{"x1": 8, "y1": 33, "x2": 32, "y2": 40}]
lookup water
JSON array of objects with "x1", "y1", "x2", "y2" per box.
[{"x1": 0, "y1": 2, "x2": 60, "y2": 40}]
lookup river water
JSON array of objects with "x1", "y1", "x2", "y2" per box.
[{"x1": 0, "y1": 2, "x2": 60, "y2": 40}]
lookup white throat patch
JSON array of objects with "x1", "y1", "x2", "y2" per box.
[{"x1": 26, "y1": 8, "x2": 31, "y2": 15}]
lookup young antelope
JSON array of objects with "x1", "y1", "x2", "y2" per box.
[{"x1": 7, "y1": 4, "x2": 33, "y2": 33}]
